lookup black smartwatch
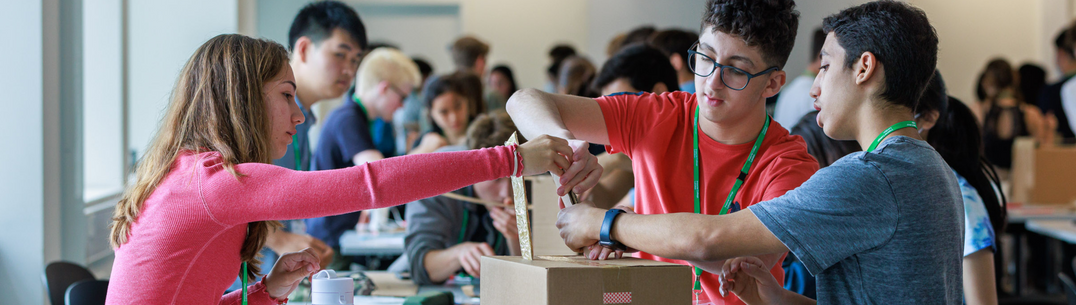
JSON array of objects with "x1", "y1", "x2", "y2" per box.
[{"x1": 599, "y1": 209, "x2": 627, "y2": 250}]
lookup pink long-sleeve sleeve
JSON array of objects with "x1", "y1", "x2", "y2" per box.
[{"x1": 199, "y1": 145, "x2": 516, "y2": 226}]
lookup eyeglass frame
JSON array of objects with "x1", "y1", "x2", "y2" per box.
[{"x1": 687, "y1": 42, "x2": 780, "y2": 91}]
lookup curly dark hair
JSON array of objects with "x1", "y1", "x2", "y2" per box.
[
  {"x1": 823, "y1": 0, "x2": 938, "y2": 110},
  {"x1": 701, "y1": 0, "x2": 799, "y2": 69}
]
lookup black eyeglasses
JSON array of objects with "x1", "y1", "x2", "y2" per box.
[{"x1": 687, "y1": 43, "x2": 779, "y2": 91}]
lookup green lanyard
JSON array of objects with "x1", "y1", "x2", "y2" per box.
[
  {"x1": 866, "y1": 121, "x2": 917, "y2": 152},
  {"x1": 691, "y1": 106, "x2": 770, "y2": 291},
  {"x1": 292, "y1": 135, "x2": 302, "y2": 171},
  {"x1": 456, "y1": 203, "x2": 503, "y2": 279},
  {"x1": 353, "y1": 95, "x2": 377, "y2": 131},
  {"x1": 241, "y1": 262, "x2": 248, "y2": 305}
]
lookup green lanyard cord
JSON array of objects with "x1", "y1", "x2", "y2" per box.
[
  {"x1": 292, "y1": 135, "x2": 302, "y2": 171},
  {"x1": 241, "y1": 261, "x2": 248, "y2": 305},
  {"x1": 691, "y1": 106, "x2": 770, "y2": 291},
  {"x1": 866, "y1": 121, "x2": 917, "y2": 152},
  {"x1": 458, "y1": 209, "x2": 470, "y2": 244},
  {"x1": 353, "y1": 95, "x2": 377, "y2": 131}
]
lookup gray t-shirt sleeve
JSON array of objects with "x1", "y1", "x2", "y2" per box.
[
  {"x1": 749, "y1": 155, "x2": 899, "y2": 275},
  {"x1": 404, "y1": 196, "x2": 462, "y2": 285}
]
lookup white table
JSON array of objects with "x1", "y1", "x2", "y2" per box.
[
  {"x1": 1026, "y1": 220, "x2": 1076, "y2": 244},
  {"x1": 1008, "y1": 205, "x2": 1076, "y2": 295},
  {"x1": 339, "y1": 230, "x2": 406, "y2": 256},
  {"x1": 1008, "y1": 205, "x2": 1076, "y2": 224}
]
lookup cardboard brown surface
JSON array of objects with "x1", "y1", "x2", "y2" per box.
[
  {"x1": 1031, "y1": 146, "x2": 1076, "y2": 204},
  {"x1": 528, "y1": 175, "x2": 580, "y2": 256},
  {"x1": 481, "y1": 255, "x2": 692, "y2": 305},
  {"x1": 366, "y1": 271, "x2": 419, "y2": 297}
]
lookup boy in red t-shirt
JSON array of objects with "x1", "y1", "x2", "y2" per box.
[{"x1": 506, "y1": 1, "x2": 816, "y2": 303}]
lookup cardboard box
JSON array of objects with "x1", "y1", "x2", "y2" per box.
[
  {"x1": 481, "y1": 255, "x2": 692, "y2": 305},
  {"x1": 1010, "y1": 139, "x2": 1076, "y2": 204},
  {"x1": 527, "y1": 175, "x2": 579, "y2": 256},
  {"x1": 1031, "y1": 146, "x2": 1076, "y2": 204}
]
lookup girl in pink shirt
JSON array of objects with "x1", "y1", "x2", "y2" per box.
[{"x1": 105, "y1": 34, "x2": 601, "y2": 304}]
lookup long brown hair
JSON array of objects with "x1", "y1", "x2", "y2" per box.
[{"x1": 110, "y1": 34, "x2": 288, "y2": 279}]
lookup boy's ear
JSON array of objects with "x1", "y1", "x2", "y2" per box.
[
  {"x1": 294, "y1": 37, "x2": 314, "y2": 63},
  {"x1": 670, "y1": 53, "x2": 685, "y2": 71},
  {"x1": 762, "y1": 70, "x2": 786, "y2": 98},
  {"x1": 855, "y1": 52, "x2": 878, "y2": 85}
]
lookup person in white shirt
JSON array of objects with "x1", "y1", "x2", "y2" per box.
[{"x1": 774, "y1": 28, "x2": 825, "y2": 130}]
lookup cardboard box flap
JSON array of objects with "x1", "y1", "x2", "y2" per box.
[{"x1": 492, "y1": 255, "x2": 685, "y2": 269}]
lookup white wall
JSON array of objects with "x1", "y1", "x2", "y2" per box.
[
  {"x1": 0, "y1": 0, "x2": 59, "y2": 304},
  {"x1": 911, "y1": 0, "x2": 1072, "y2": 105},
  {"x1": 586, "y1": 0, "x2": 702, "y2": 69},
  {"x1": 127, "y1": 0, "x2": 240, "y2": 159},
  {"x1": 83, "y1": 0, "x2": 124, "y2": 193}
]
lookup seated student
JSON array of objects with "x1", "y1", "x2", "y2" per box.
[
  {"x1": 405, "y1": 111, "x2": 523, "y2": 284},
  {"x1": 556, "y1": 1, "x2": 966, "y2": 303},
  {"x1": 546, "y1": 44, "x2": 577, "y2": 93},
  {"x1": 508, "y1": 1, "x2": 818, "y2": 303},
  {"x1": 487, "y1": 64, "x2": 519, "y2": 112},
  {"x1": 649, "y1": 29, "x2": 701, "y2": 93},
  {"x1": 586, "y1": 43, "x2": 681, "y2": 208},
  {"x1": 105, "y1": 34, "x2": 599, "y2": 304},
  {"x1": 410, "y1": 74, "x2": 475, "y2": 155},
  {"x1": 774, "y1": 28, "x2": 825, "y2": 130},
  {"x1": 394, "y1": 57, "x2": 434, "y2": 156},
  {"x1": 926, "y1": 97, "x2": 1007, "y2": 305},
  {"x1": 1041, "y1": 28, "x2": 1076, "y2": 143},
  {"x1": 451, "y1": 36, "x2": 490, "y2": 77},
  {"x1": 556, "y1": 56, "x2": 599, "y2": 98},
  {"x1": 591, "y1": 43, "x2": 680, "y2": 96},
  {"x1": 978, "y1": 58, "x2": 1046, "y2": 172},
  {"x1": 611, "y1": 25, "x2": 657, "y2": 55},
  {"x1": 305, "y1": 47, "x2": 420, "y2": 269}
]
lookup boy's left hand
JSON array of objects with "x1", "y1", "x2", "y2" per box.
[{"x1": 555, "y1": 203, "x2": 605, "y2": 252}]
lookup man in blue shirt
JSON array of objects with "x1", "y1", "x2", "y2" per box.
[
  {"x1": 307, "y1": 47, "x2": 422, "y2": 270},
  {"x1": 228, "y1": 1, "x2": 366, "y2": 291}
]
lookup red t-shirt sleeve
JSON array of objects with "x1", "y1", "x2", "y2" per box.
[
  {"x1": 595, "y1": 92, "x2": 692, "y2": 158},
  {"x1": 758, "y1": 145, "x2": 820, "y2": 202}
]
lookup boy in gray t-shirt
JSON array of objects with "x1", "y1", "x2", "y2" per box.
[
  {"x1": 751, "y1": 136, "x2": 962, "y2": 303},
  {"x1": 554, "y1": 1, "x2": 964, "y2": 303}
]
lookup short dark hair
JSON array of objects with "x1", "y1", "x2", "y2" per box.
[
  {"x1": 702, "y1": 0, "x2": 799, "y2": 69},
  {"x1": 548, "y1": 44, "x2": 578, "y2": 77},
  {"x1": 810, "y1": 27, "x2": 825, "y2": 61},
  {"x1": 823, "y1": 0, "x2": 938, "y2": 110},
  {"x1": 450, "y1": 36, "x2": 490, "y2": 70},
  {"x1": 412, "y1": 57, "x2": 433, "y2": 80},
  {"x1": 649, "y1": 29, "x2": 699, "y2": 70},
  {"x1": 1057, "y1": 29, "x2": 1074, "y2": 59},
  {"x1": 591, "y1": 43, "x2": 680, "y2": 94},
  {"x1": 288, "y1": 1, "x2": 367, "y2": 52},
  {"x1": 620, "y1": 26, "x2": 657, "y2": 49}
]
